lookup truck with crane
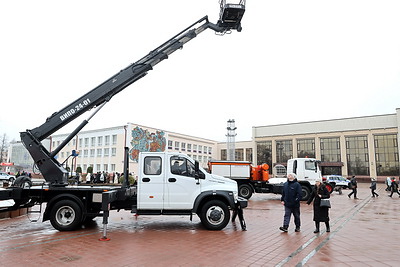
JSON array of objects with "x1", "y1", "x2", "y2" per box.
[
  {"x1": 0, "y1": 1, "x2": 247, "y2": 237},
  {"x1": 208, "y1": 157, "x2": 322, "y2": 201}
]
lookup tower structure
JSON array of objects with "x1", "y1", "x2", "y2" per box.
[{"x1": 226, "y1": 119, "x2": 237, "y2": 161}]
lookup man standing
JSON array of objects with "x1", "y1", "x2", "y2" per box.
[
  {"x1": 348, "y1": 175, "x2": 358, "y2": 199},
  {"x1": 279, "y1": 173, "x2": 302, "y2": 232}
]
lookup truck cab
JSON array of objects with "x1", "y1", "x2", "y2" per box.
[
  {"x1": 137, "y1": 152, "x2": 246, "y2": 230},
  {"x1": 269, "y1": 158, "x2": 322, "y2": 200}
]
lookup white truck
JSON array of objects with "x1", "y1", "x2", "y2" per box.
[
  {"x1": 209, "y1": 158, "x2": 322, "y2": 201},
  {"x1": 0, "y1": 2, "x2": 247, "y2": 238},
  {"x1": 136, "y1": 152, "x2": 246, "y2": 230}
]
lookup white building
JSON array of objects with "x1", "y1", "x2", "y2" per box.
[
  {"x1": 50, "y1": 123, "x2": 218, "y2": 176},
  {"x1": 252, "y1": 108, "x2": 400, "y2": 180}
]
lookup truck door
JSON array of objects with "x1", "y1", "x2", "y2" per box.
[
  {"x1": 165, "y1": 155, "x2": 201, "y2": 210},
  {"x1": 137, "y1": 154, "x2": 165, "y2": 210}
]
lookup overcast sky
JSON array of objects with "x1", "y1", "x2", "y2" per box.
[{"x1": 1, "y1": 0, "x2": 400, "y2": 143}]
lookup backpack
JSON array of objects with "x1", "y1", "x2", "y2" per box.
[{"x1": 348, "y1": 180, "x2": 353, "y2": 189}]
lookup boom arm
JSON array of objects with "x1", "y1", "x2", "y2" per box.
[{"x1": 21, "y1": 4, "x2": 245, "y2": 185}]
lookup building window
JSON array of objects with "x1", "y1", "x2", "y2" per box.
[
  {"x1": 79, "y1": 138, "x2": 82, "y2": 148},
  {"x1": 83, "y1": 150, "x2": 88, "y2": 157},
  {"x1": 208, "y1": 147, "x2": 212, "y2": 155},
  {"x1": 187, "y1": 144, "x2": 192, "y2": 152},
  {"x1": 91, "y1": 137, "x2": 96, "y2": 147},
  {"x1": 90, "y1": 149, "x2": 95, "y2": 157},
  {"x1": 246, "y1": 148, "x2": 253, "y2": 162},
  {"x1": 256, "y1": 141, "x2": 272, "y2": 167},
  {"x1": 297, "y1": 139, "x2": 315, "y2": 158},
  {"x1": 198, "y1": 145, "x2": 202, "y2": 154},
  {"x1": 175, "y1": 141, "x2": 180, "y2": 150},
  {"x1": 221, "y1": 149, "x2": 227, "y2": 160},
  {"x1": 96, "y1": 164, "x2": 101, "y2": 172},
  {"x1": 98, "y1": 136, "x2": 103, "y2": 146},
  {"x1": 168, "y1": 140, "x2": 173, "y2": 149},
  {"x1": 84, "y1": 138, "x2": 89, "y2": 147},
  {"x1": 111, "y1": 164, "x2": 116, "y2": 172},
  {"x1": 181, "y1": 143, "x2": 186, "y2": 151},
  {"x1": 111, "y1": 148, "x2": 116, "y2": 157},
  {"x1": 105, "y1": 135, "x2": 110, "y2": 146},
  {"x1": 276, "y1": 140, "x2": 292, "y2": 164},
  {"x1": 103, "y1": 164, "x2": 108, "y2": 172},
  {"x1": 97, "y1": 148, "x2": 102, "y2": 157},
  {"x1": 104, "y1": 148, "x2": 109, "y2": 157},
  {"x1": 374, "y1": 134, "x2": 399, "y2": 176},
  {"x1": 346, "y1": 136, "x2": 369, "y2": 176},
  {"x1": 112, "y1": 135, "x2": 117, "y2": 145},
  {"x1": 320, "y1": 137, "x2": 341, "y2": 162},
  {"x1": 193, "y1": 145, "x2": 197, "y2": 153},
  {"x1": 72, "y1": 139, "x2": 76, "y2": 146},
  {"x1": 235, "y1": 149, "x2": 244, "y2": 161}
]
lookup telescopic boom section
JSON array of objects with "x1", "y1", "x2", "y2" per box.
[{"x1": 21, "y1": 5, "x2": 245, "y2": 185}]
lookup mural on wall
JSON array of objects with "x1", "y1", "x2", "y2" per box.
[{"x1": 129, "y1": 126, "x2": 166, "y2": 162}]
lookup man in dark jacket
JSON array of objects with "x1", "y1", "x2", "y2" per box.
[
  {"x1": 279, "y1": 173, "x2": 303, "y2": 232},
  {"x1": 348, "y1": 175, "x2": 358, "y2": 199}
]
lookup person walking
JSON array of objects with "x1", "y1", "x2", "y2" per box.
[
  {"x1": 348, "y1": 175, "x2": 358, "y2": 199},
  {"x1": 370, "y1": 178, "x2": 379, "y2": 197},
  {"x1": 279, "y1": 173, "x2": 302, "y2": 233},
  {"x1": 388, "y1": 177, "x2": 400, "y2": 197},
  {"x1": 307, "y1": 178, "x2": 331, "y2": 233}
]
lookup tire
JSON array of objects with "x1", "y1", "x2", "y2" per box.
[
  {"x1": 325, "y1": 183, "x2": 334, "y2": 194},
  {"x1": 200, "y1": 200, "x2": 230, "y2": 230},
  {"x1": 13, "y1": 176, "x2": 32, "y2": 188},
  {"x1": 238, "y1": 184, "x2": 253, "y2": 199},
  {"x1": 301, "y1": 186, "x2": 311, "y2": 201},
  {"x1": 50, "y1": 200, "x2": 82, "y2": 231}
]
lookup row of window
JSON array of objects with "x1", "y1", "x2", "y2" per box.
[
  {"x1": 60, "y1": 148, "x2": 117, "y2": 159},
  {"x1": 167, "y1": 140, "x2": 212, "y2": 154},
  {"x1": 221, "y1": 148, "x2": 253, "y2": 161},
  {"x1": 256, "y1": 134, "x2": 399, "y2": 176},
  {"x1": 79, "y1": 135, "x2": 118, "y2": 147},
  {"x1": 53, "y1": 135, "x2": 118, "y2": 150},
  {"x1": 189, "y1": 155, "x2": 211, "y2": 163}
]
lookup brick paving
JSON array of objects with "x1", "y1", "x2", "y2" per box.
[{"x1": 0, "y1": 182, "x2": 398, "y2": 267}]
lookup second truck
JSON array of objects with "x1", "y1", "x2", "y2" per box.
[{"x1": 208, "y1": 157, "x2": 322, "y2": 201}]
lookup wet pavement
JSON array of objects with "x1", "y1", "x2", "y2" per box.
[{"x1": 0, "y1": 183, "x2": 399, "y2": 267}]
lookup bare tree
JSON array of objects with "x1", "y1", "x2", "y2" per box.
[{"x1": 0, "y1": 133, "x2": 9, "y2": 164}]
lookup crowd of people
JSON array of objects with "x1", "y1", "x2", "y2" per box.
[
  {"x1": 84, "y1": 171, "x2": 136, "y2": 184},
  {"x1": 279, "y1": 173, "x2": 400, "y2": 234}
]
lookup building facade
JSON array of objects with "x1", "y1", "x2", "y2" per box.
[
  {"x1": 50, "y1": 123, "x2": 218, "y2": 177},
  {"x1": 253, "y1": 108, "x2": 400, "y2": 179}
]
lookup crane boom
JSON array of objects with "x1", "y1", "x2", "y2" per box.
[{"x1": 20, "y1": 4, "x2": 245, "y2": 185}]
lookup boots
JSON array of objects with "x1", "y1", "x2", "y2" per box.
[
  {"x1": 325, "y1": 222, "x2": 330, "y2": 232},
  {"x1": 279, "y1": 225, "x2": 288, "y2": 232},
  {"x1": 313, "y1": 222, "x2": 320, "y2": 233}
]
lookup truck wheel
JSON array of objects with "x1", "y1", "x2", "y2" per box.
[
  {"x1": 50, "y1": 200, "x2": 82, "y2": 231},
  {"x1": 239, "y1": 184, "x2": 253, "y2": 199},
  {"x1": 325, "y1": 183, "x2": 334, "y2": 194},
  {"x1": 13, "y1": 176, "x2": 32, "y2": 188},
  {"x1": 200, "y1": 200, "x2": 230, "y2": 230},
  {"x1": 301, "y1": 186, "x2": 311, "y2": 201}
]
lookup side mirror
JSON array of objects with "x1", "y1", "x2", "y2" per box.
[{"x1": 194, "y1": 160, "x2": 205, "y2": 180}]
